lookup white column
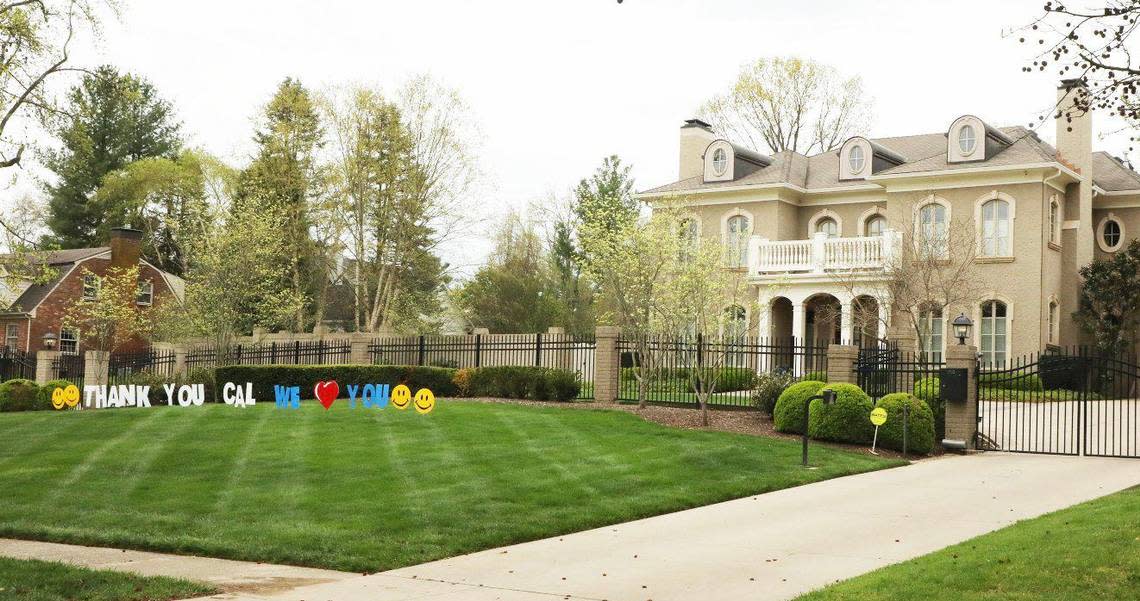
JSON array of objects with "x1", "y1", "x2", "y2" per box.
[
  {"x1": 756, "y1": 293, "x2": 771, "y2": 373},
  {"x1": 792, "y1": 301, "x2": 807, "y2": 376},
  {"x1": 811, "y1": 232, "x2": 828, "y2": 273},
  {"x1": 878, "y1": 301, "x2": 891, "y2": 343},
  {"x1": 840, "y1": 299, "x2": 854, "y2": 345}
]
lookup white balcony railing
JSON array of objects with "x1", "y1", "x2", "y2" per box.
[{"x1": 748, "y1": 231, "x2": 901, "y2": 276}]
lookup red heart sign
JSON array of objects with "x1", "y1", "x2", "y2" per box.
[{"x1": 314, "y1": 381, "x2": 339, "y2": 410}]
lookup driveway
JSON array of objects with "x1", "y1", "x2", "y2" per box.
[{"x1": 174, "y1": 452, "x2": 1140, "y2": 601}]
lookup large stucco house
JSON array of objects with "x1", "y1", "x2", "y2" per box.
[{"x1": 638, "y1": 80, "x2": 1140, "y2": 366}]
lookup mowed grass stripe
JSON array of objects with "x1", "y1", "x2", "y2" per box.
[{"x1": 0, "y1": 401, "x2": 898, "y2": 572}]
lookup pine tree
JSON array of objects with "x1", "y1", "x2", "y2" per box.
[{"x1": 44, "y1": 65, "x2": 182, "y2": 247}]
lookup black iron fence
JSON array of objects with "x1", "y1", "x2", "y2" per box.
[
  {"x1": 107, "y1": 349, "x2": 177, "y2": 387},
  {"x1": 978, "y1": 346, "x2": 1140, "y2": 458},
  {"x1": 616, "y1": 335, "x2": 830, "y2": 408},
  {"x1": 185, "y1": 340, "x2": 351, "y2": 369},
  {"x1": 0, "y1": 349, "x2": 35, "y2": 382},
  {"x1": 51, "y1": 353, "x2": 85, "y2": 389},
  {"x1": 367, "y1": 333, "x2": 596, "y2": 399}
]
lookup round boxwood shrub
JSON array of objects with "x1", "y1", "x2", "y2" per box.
[
  {"x1": 0, "y1": 379, "x2": 42, "y2": 412},
  {"x1": 773, "y1": 380, "x2": 825, "y2": 434},
  {"x1": 875, "y1": 393, "x2": 936, "y2": 454},
  {"x1": 913, "y1": 377, "x2": 944, "y2": 441},
  {"x1": 36, "y1": 379, "x2": 76, "y2": 410},
  {"x1": 807, "y1": 382, "x2": 874, "y2": 444}
]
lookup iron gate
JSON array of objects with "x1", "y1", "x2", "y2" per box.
[{"x1": 977, "y1": 348, "x2": 1139, "y2": 458}]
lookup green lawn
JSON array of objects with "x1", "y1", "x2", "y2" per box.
[
  {"x1": 0, "y1": 556, "x2": 213, "y2": 601},
  {"x1": 796, "y1": 486, "x2": 1140, "y2": 600},
  {"x1": 0, "y1": 401, "x2": 897, "y2": 572}
]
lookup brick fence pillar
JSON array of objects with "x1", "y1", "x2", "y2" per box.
[
  {"x1": 35, "y1": 350, "x2": 59, "y2": 384},
  {"x1": 594, "y1": 326, "x2": 621, "y2": 403},
  {"x1": 826, "y1": 344, "x2": 859, "y2": 384},
  {"x1": 84, "y1": 350, "x2": 109, "y2": 388},
  {"x1": 349, "y1": 333, "x2": 371, "y2": 365},
  {"x1": 943, "y1": 344, "x2": 978, "y2": 451},
  {"x1": 173, "y1": 344, "x2": 188, "y2": 375}
]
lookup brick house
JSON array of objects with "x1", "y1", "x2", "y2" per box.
[{"x1": 0, "y1": 227, "x2": 184, "y2": 355}]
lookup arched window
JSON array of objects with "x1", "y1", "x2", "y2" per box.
[
  {"x1": 918, "y1": 305, "x2": 944, "y2": 363},
  {"x1": 849, "y1": 145, "x2": 865, "y2": 174},
  {"x1": 679, "y1": 217, "x2": 699, "y2": 260},
  {"x1": 726, "y1": 214, "x2": 749, "y2": 268},
  {"x1": 1103, "y1": 219, "x2": 1122, "y2": 249},
  {"x1": 980, "y1": 199, "x2": 1011, "y2": 256},
  {"x1": 815, "y1": 217, "x2": 839, "y2": 238},
  {"x1": 1049, "y1": 199, "x2": 1060, "y2": 246},
  {"x1": 918, "y1": 202, "x2": 948, "y2": 257},
  {"x1": 712, "y1": 148, "x2": 728, "y2": 175},
  {"x1": 980, "y1": 300, "x2": 1008, "y2": 367},
  {"x1": 865, "y1": 215, "x2": 887, "y2": 237},
  {"x1": 1048, "y1": 300, "x2": 1058, "y2": 345}
]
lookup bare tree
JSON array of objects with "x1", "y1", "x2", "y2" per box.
[{"x1": 697, "y1": 56, "x2": 872, "y2": 155}]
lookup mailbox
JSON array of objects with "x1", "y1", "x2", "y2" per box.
[{"x1": 940, "y1": 368, "x2": 968, "y2": 402}]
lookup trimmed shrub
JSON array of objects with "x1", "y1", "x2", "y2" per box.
[
  {"x1": 773, "y1": 380, "x2": 826, "y2": 434},
  {"x1": 185, "y1": 367, "x2": 217, "y2": 403},
  {"x1": 801, "y1": 370, "x2": 827, "y2": 383},
  {"x1": 979, "y1": 371, "x2": 1043, "y2": 392},
  {"x1": 0, "y1": 379, "x2": 42, "y2": 412},
  {"x1": 913, "y1": 377, "x2": 944, "y2": 441},
  {"x1": 37, "y1": 379, "x2": 76, "y2": 410},
  {"x1": 751, "y1": 370, "x2": 794, "y2": 416},
  {"x1": 452, "y1": 368, "x2": 475, "y2": 397},
  {"x1": 807, "y1": 382, "x2": 875, "y2": 444},
  {"x1": 214, "y1": 365, "x2": 462, "y2": 401},
  {"x1": 468, "y1": 366, "x2": 581, "y2": 402},
  {"x1": 874, "y1": 393, "x2": 936, "y2": 454}
]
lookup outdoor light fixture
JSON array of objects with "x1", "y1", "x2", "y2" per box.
[
  {"x1": 41, "y1": 331, "x2": 57, "y2": 350},
  {"x1": 802, "y1": 388, "x2": 837, "y2": 466},
  {"x1": 952, "y1": 313, "x2": 973, "y2": 345}
]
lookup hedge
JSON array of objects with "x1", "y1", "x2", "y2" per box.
[
  {"x1": 212, "y1": 364, "x2": 581, "y2": 403},
  {"x1": 773, "y1": 380, "x2": 826, "y2": 434},
  {"x1": 801, "y1": 370, "x2": 827, "y2": 383},
  {"x1": 913, "y1": 377, "x2": 945, "y2": 441},
  {"x1": 214, "y1": 365, "x2": 461, "y2": 401},
  {"x1": 37, "y1": 379, "x2": 75, "y2": 410},
  {"x1": 807, "y1": 383, "x2": 875, "y2": 444},
  {"x1": 465, "y1": 366, "x2": 580, "y2": 402},
  {"x1": 979, "y1": 371, "x2": 1043, "y2": 392},
  {"x1": 0, "y1": 379, "x2": 42, "y2": 412},
  {"x1": 618, "y1": 366, "x2": 756, "y2": 392},
  {"x1": 875, "y1": 393, "x2": 936, "y2": 454}
]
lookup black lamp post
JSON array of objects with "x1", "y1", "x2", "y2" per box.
[
  {"x1": 41, "y1": 331, "x2": 57, "y2": 350},
  {"x1": 802, "y1": 388, "x2": 837, "y2": 466},
  {"x1": 952, "y1": 313, "x2": 973, "y2": 345}
]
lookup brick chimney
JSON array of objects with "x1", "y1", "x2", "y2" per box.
[
  {"x1": 109, "y1": 226, "x2": 143, "y2": 271},
  {"x1": 679, "y1": 118, "x2": 716, "y2": 180}
]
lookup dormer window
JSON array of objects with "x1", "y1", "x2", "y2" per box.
[
  {"x1": 712, "y1": 148, "x2": 728, "y2": 175},
  {"x1": 958, "y1": 125, "x2": 977, "y2": 155},
  {"x1": 848, "y1": 145, "x2": 866, "y2": 174}
]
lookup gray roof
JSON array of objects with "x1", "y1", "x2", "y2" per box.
[{"x1": 642, "y1": 126, "x2": 1140, "y2": 195}]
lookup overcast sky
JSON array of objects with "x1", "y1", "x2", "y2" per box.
[{"x1": 12, "y1": 0, "x2": 1128, "y2": 276}]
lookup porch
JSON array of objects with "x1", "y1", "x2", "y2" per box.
[
  {"x1": 748, "y1": 231, "x2": 902, "y2": 277},
  {"x1": 756, "y1": 287, "x2": 890, "y2": 374}
]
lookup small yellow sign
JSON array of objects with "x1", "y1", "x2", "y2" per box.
[
  {"x1": 870, "y1": 407, "x2": 888, "y2": 426},
  {"x1": 391, "y1": 384, "x2": 412, "y2": 410},
  {"x1": 413, "y1": 388, "x2": 435, "y2": 414}
]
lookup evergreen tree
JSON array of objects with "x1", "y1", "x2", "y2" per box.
[
  {"x1": 44, "y1": 65, "x2": 182, "y2": 247},
  {"x1": 236, "y1": 78, "x2": 325, "y2": 331}
]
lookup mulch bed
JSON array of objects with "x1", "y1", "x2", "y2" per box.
[{"x1": 454, "y1": 397, "x2": 939, "y2": 461}]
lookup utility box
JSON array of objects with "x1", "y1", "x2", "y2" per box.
[{"x1": 940, "y1": 368, "x2": 968, "y2": 402}]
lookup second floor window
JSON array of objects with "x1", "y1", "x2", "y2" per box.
[
  {"x1": 1049, "y1": 199, "x2": 1060, "y2": 246},
  {"x1": 980, "y1": 199, "x2": 1011, "y2": 256},
  {"x1": 918, "y1": 203, "x2": 947, "y2": 258},
  {"x1": 5, "y1": 324, "x2": 17, "y2": 351},
  {"x1": 60, "y1": 329, "x2": 78, "y2": 355},
  {"x1": 866, "y1": 215, "x2": 886, "y2": 237},
  {"x1": 137, "y1": 280, "x2": 154, "y2": 306},
  {"x1": 815, "y1": 217, "x2": 839, "y2": 238},
  {"x1": 726, "y1": 214, "x2": 749, "y2": 268},
  {"x1": 82, "y1": 275, "x2": 100, "y2": 300}
]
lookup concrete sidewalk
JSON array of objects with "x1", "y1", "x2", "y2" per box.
[{"x1": 5, "y1": 453, "x2": 1139, "y2": 601}]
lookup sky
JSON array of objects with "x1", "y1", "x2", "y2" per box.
[{"x1": 9, "y1": 0, "x2": 1129, "y2": 277}]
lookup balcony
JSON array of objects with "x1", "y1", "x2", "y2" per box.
[{"x1": 748, "y1": 231, "x2": 902, "y2": 278}]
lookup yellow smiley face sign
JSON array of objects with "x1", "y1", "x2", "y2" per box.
[
  {"x1": 413, "y1": 388, "x2": 435, "y2": 414},
  {"x1": 51, "y1": 387, "x2": 66, "y2": 410},
  {"x1": 64, "y1": 385, "x2": 80, "y2": 408},
  {"x1": 870, "y1": 407, "x2": 888, "y2": 427},
  {"x1": 391, "y1": 384, "x2": 412, "y2": 410}
]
